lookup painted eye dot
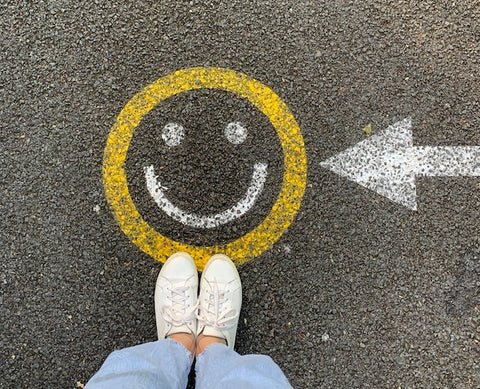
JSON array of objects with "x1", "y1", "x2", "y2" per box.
[
  {"x1": 162, "y1": 122, "x2": 185, "y2": 147},
  {"x1": 224, "y1": 122, "x2": 248, "y2": 145}
]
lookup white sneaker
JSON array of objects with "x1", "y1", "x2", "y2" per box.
[
  {"x1": 196, "y1": 254, "x2": 242, "y2": 349},
  {"x1": 155, "y1": 252, "x2": 198, "y2": 339}
]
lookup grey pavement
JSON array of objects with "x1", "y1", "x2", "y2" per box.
[{"x1": 1, "y1": 1, "x2": 480, "y2": 388}]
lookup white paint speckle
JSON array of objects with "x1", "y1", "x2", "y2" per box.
[
  {"x1": 224, "y1": 122, "x2": 248, "y2": 144},
  {"x1": 162, "y1": 122, "x2": 185, "y2": 147},
  {"x1": 93, "y1": 205, "x2": 100, "y2": 214}
]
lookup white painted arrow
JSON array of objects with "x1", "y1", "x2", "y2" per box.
[{"x1": 320, "y1": 118, "x2": 480, "y2": 210}]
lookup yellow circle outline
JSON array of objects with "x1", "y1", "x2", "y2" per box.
[{"x1": 103, "y1": 67, "x2": 307, "y2": 270}]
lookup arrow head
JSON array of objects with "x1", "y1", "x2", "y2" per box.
[{"x1": 320, "y1": 118, "x2": 418, "y2": 210}]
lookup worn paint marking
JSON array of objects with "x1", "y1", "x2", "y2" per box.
[
  {"x1": 321, "y1": 118, "x2": 480, "y2": 210},
  {"x1": 103, "y1": 67, "x2": 307, "y2": 270},
  {"x1": 144, "y1": 162, "x2": 268, "y2": 229}
]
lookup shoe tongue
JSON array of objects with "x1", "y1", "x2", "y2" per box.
[
  {"x1": 167, "y1": 323, "x2": 192, "y2": 337},
  {"x1": 201, "y1": 326, "x2": 226, "y2": 341}
]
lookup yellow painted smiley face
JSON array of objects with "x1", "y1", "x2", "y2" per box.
[{"x1": 103, "y1": 67, "x2": 307, "y2": 270}]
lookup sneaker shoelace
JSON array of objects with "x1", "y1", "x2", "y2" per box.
[
  {"x1": 163, "y1": 283, "x2": 198, "y2": 327},
  {"x1": 197, "y1": 279, "x2": 237, "y2": 330}
]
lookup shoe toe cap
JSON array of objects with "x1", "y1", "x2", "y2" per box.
[{"x1": 158, "y1": 252, "x2": 198, "y2": 286}]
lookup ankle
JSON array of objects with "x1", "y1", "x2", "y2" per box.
[
  {"x1": 196, "y1": 333, "x2": 226, "y2": 356},
  {"x1": 168, "y1": 332, "x2": 195, "y2": 355}
]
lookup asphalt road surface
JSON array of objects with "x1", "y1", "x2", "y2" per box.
[{"x1": 1, "y1": 1, "x2": 480, "y2": 388}]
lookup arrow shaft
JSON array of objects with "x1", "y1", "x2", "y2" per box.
[{"x1": 413, "y1": 146, "x2": 480, "y2": 177}]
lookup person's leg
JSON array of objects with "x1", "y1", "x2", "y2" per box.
[
  {"x1": 85, "y1": 339, "x2": 192, "y2": 389},
  {"x1": 196, "y1": 343, "x2": 292, "y2": 389},
  {"x1": 196, "y1": 254, "x2": 242, "y2": 350},
  {"x1": 86, "y1": 252, "x2": 199, "y2": 389},
  {"x1": 154, "y1": 252, "x2": 198, "y2": 356},
  {"x1": 195, "y1": 254, "x2": 292, "y2": 389}
]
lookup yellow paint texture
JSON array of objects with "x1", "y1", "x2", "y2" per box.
[{"x1": 103, "y1": 67, "x2": 307, "y2": 270}]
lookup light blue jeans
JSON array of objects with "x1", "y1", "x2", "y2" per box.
[{"x1": 85, "y1": 339, "x2": 292, "y2": 389}]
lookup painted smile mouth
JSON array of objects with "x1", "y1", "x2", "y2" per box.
[{"x1": 144, "y1": 162, "x2": 268, "y2": 229}]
